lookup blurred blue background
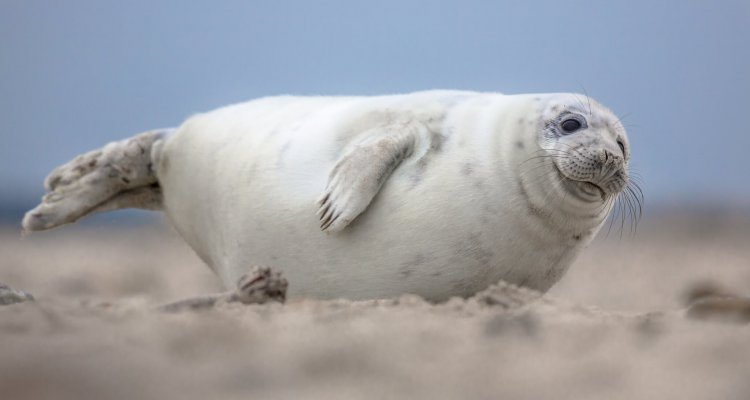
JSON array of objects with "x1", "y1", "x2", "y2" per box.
[{"x1": 1, "y1": 0, "x2": 749, "y2": 222}]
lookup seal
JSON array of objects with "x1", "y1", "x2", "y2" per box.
[{"x1": 23, "y1": 90, "x2": 638, "y2": 301}]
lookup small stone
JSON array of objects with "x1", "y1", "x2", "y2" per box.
[
  {"x1": 686, "y1": 296, "x2": 750, "y2": 324},
  {"x1": 473, "y1": 280, "x2": 541, "y2": 310},
  {"x1": 682, "y1": 280, "x2": 734, "y2": 305},
  {"x1": 0, "y1": 283, "x2": 34, "y2": 306}
]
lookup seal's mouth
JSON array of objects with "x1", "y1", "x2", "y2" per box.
[{"x1": 553, "y1": 164, "x2": 607, "y2": 200}]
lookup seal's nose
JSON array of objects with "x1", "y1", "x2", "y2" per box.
[{"x1": 600, "y1": 149, "x2": 623, "y2": 166}]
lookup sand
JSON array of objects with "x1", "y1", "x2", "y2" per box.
[{"x1": 1, "y1": 213, "x2": 750, "y2": 399}]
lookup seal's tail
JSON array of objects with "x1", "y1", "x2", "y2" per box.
[{"x1": 22, "y1": 128, "x2": 173, "y2": 233}]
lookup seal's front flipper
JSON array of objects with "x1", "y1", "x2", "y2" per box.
[
  {"x1": 317, "y1": 127, "x2": 421, "y2": 232},
  {"x1": 22, "y1": 129, "x2": 172, "y2": 232}
]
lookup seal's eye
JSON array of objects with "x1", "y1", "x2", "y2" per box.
[
  {"x1": 560, "y1": 119, "x2": 582, "y2": 133},
  {"x1": 617, "y1": 140, "x2": 625, "y2": 154}
]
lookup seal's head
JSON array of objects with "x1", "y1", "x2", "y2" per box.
[
  {"x1": 538, "y1": 95, "x2": 631, "y2": 203},
  {"x1": 517, "y1": 93, "x2": 641, "y2": 236}
]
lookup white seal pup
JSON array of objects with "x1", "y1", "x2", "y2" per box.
[{"x1": 23, "y1": 90, "x2": 638, "y2": 301}]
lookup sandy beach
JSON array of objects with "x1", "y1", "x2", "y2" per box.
[{"x1": 1, "y1": 212, "x2": 749, "y2": 399}]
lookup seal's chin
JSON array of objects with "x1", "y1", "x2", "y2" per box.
[
  {"x1": 578, "y1": 181, "x2": 606, "y2": 199},
  {"x1": 553, "y1": 165, "x2": 607, "y2": 201}
]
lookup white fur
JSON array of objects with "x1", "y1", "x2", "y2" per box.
[{"x1": 153, "y1": 90, "x2": 624, "y2": 300}]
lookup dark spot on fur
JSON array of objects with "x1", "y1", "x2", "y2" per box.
[
  {"x1": 517, "y1": 118, "x2": 525, "y2": 125},
  {"x1": 461, "y1": 163, "x2": 474, "y2": 176},
  {"x1": 573, "y1": 234, "x2": 582, "y2": 241},
  {"x1": 415, "y1": 158, "x2": 429, "y2": 174},
  {"x1": 122, "y1": 177, "x2": 131, "y2": 184},
  {"x1": 376, "y1": 156, "x2": 400, "y2": 187},
  {"x1": 430, "y1": 132, "x2": 445, "y2": 152},
  {"x1": 279, "y1": 140, "x2": 292, "y2": 155},
  {"x1": 454, "y1": 232, "x2": 494, "y2": 267},
  {"x1": 517, "y1": 177, "x2": 531, "y2": 207},
  {"x1": 544, "y1": 266, "x2": 561, "y2": 280},
  {"x1": 515, "y1": 141, "x2": 525, "y2": 149},
  {"x1": 407, "y1": 173, "x2": 423, "y2": 190},
  {"x1": 399, "y1": 254, "x2": 427, "y2": 278}
]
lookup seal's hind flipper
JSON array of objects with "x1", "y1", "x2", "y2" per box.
[
  {"x1": 22, "y1": 129, "x2": 172, "y2": 232},
  {"x1": 317, "y1": 127, "x2": 420, "y2": 232}
]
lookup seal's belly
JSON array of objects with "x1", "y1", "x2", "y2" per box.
[{"x1": 159, "y1": 94, "x2": 577, "y2": 300}]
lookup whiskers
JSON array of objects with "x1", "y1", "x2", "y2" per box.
[
  {"x1": 610, "y1": 115, "x2": 639, "y2": 140},
  {"x1": 604, "y1": 170, "x2": 644, "y2": 238},
  {"x1": 519, "y1": 142, "x2": 644, "y2": 238},
  {"x1": 572, "y1": 90, "x2": 593, "y2": 117}
]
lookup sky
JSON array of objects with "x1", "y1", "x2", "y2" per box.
[{"x1": 1, "y1": 0, "x2": 749, "y2": 215}]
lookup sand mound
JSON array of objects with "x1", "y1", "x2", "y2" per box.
[{"x1": 1, "y1": 216, "x2": 749, "y2": 399}]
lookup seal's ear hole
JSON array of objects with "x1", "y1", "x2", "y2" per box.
[{"x1": 561, "y1": 119, "x2": 582, "y2": 134}]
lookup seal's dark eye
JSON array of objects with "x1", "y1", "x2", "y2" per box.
[
  {"x1": 560, "y1": 119, "x2": 582, "y2": 133},
  {"x1": 617, "y1": 140, "x2": 625, "y2": 154}
]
